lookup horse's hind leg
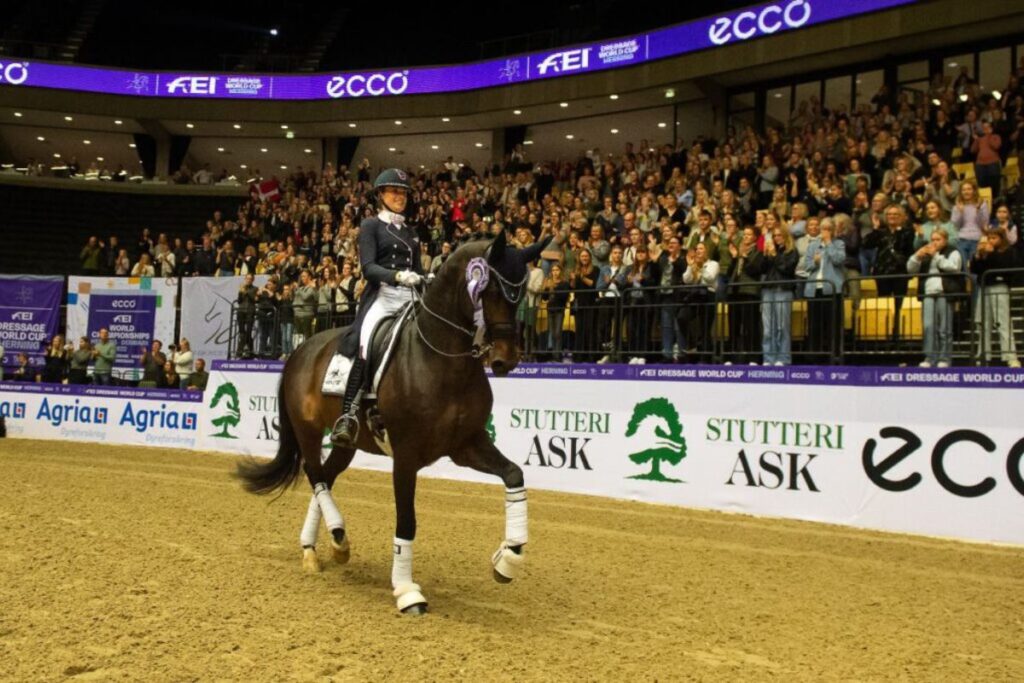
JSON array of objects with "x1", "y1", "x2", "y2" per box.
[
  {"x1": 299, "y1": 440, "x2": 356, "y2": 573},
  {"x1": 450, "y1": 430, "x2": 527, "y2": 584}
]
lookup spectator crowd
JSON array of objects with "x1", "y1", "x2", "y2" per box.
[{"x1": 69, "y1": 62, "x2": 1024, "y2": 368}]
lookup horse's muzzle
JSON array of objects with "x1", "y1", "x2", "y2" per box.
[{"x1": 491, "y1": 358, "x2": 511, "y2": 376}]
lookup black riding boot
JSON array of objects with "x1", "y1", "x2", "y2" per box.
[{"x1": 330, "y1": 357, "x2": 365, "y2": 447}]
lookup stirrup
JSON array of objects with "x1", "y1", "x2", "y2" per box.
[{"x1": 330, "y1": 412, "x2": 360, "y2": 447}]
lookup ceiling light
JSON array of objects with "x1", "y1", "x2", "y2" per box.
[
  {"x1": 388, "y1": 147, "x2": 396, "y2": 152},
  {"x1": 609, "y1": 94, "x2": 619, "y2": 100},
  {"x1": 13, "y1": 112, "x2": 22, "y2": 117},
  {"x1": 394, "y1": 120, "x2": 402, "y2": 125},
  {"x1": 441, "y1": 117, "x2": 451, "y2": 122},
  {"x1": 280, "y1": 165, "x2": 287, "y2": 170},
  {"x1": 559, "y1": 102, "x2": 568, "y2": 108},
  {"x1": 959, "y1": 93, "x2": 969, "y2": 102},
  {"x1": 931, "y1": 98, "x2": 941, "y2": 106},
  {"x1": 97, "y1": 157, "x2": 104, "y2": 162},
  {"x1": 665, "y1": 88, "x2": 675, "y2": 98},
  {"x1": 129, "y1": 143, "x2": 136, "y2": 148},
  {"x1": 280, "y1": 124, "x2": 288, "y2": 129},
  {"x1": 114, "y1": 119, "x2": 123, "y2": 125},
  {"x1": 658, "y1": 122, "x2": 667, "y2": 128},
  {"x1": 53, "y1": 153, "x2": 61, "y2": 158},
  {"x1": 233, "y1": 123, "x2": 241, "y2": 129},
  {"x1": 285, "y1": 131, "x2": 294, "y2": 139},
  {"x1": 611, "y1": 128, "x2": 619, "y2": 134},
  {"x1": 186, "y1": 123, "x2": 194, "y2": 129},
  {"x1": 523, "y1": 140, "x2": 533, "y2": 145},
  {"x1": 217, "y1": 147, "x2": 225, "y2": 152},
  {"x1": 348, "y1": 123, "x2": 357, "y2": 128},
  {"x1": 37, "y1": 136, "x2": 45, "y2": 141},
  {"x1": 992, "y1": 90, "x2": 1003, "y2": 101},
  {"x1": 773, "y1": 92, "x2": 783, "y2": 98},
  {"x1": 420, "y1": 164, "x2": 425, "y2": 169},
  {"x1": 513, "y1": 109, "x2": 522, "y2": 115},
  {"x1": 856, "y1": 79, "x2": 862, "y2": 84},
  {"x1": 431, "y1": 145, "x2": 439, "y2": 150},
  {"x1": 83, "y1": 140, "x2": 91, "y2": 145},
  {"x1": 260, "y1": 147, "x2": 268, "y2": 152},
  {"x1": 270, "y1": 28, "x2": 278, "y2": 36},
  {"x1": 303, "y1": 148, "x2": 312, "y2": 154},
  {"x1": 475, "y1": 142, "x2": 483, "y2": 148},
  {"x1": 565, "y1": 134, "x2": 574, "y2": 139},
  {"x1": 948, "y1": 62, "x2": 958, "y2": 68},
  {"x1": 64, "y1": 116, "x2": 73, "y2": 121},
  {"x1": 240, "y1": 164, "x2": 247, "y2": 169}
]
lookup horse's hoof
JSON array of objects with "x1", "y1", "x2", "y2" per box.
[
  {"x1": 331, "y1": 540, "x2": 351, "y2": 565},
  {"x1": 492, "y1": 568, "x2": 513, "y2": 584},
  {"x1": 400, "y1": 603, "x2": 428, "y2": 616},
  {"x1": 302, "y1": 548, "x2": 321, "y2": 574}
]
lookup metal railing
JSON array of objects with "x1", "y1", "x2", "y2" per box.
[{"x1": 229, "y1": 302, "x2": 355, "y2": 359}]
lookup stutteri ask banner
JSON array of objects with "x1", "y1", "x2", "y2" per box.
[
  {"x1": 66, "y1": 276, "x2": 178, "y2": 381},
  {"x1": 198, "y1": 361, "x2": 1024, "y2": 546},
  {"x1": 0, "y1": 275, "x2": 63, "y2": 371},
  {"x1": 180, "y1": 276, "x2": 270, "y2": 364}
]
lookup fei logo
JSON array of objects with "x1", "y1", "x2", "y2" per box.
[
  {"x1": 166, "y1": 76, "x2": 218, "y2": 95},
  {"x1": 536, "y1": 48, "x2": 591, "y2": 76},
  {"x1": 708, "y1": 0, "x2": 812, "y2": 46},
  {"x1": 624, "y1": 398, "x2": 687, "y2": 483},
  {"x1": 11, "y1": 311, "x2": 33, "y2": 321},
  {"x1": 209, "y1": 382, "x2": 241, "y2": 439}
]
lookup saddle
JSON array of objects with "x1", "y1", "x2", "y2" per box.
[{"x1": 321, "y1": 303, "x2": 413, "y2": 397}]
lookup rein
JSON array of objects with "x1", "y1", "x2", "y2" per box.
[{"x1": 410, "y1": 258, "x2": 526, "y2": 359}]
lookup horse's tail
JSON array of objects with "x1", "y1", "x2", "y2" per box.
[{"x1": 236, "y1": 377, "x2": 302, "y2": 495}]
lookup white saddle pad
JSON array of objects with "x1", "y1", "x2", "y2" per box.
[{"x1": 321, "y1": 354, "x2": 353, "y2": 396}]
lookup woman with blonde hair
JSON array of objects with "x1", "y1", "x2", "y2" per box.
[
  {"x1": 951, "y1": 178, "x2": 989, "y2": 264},
  {"x1": 759, "y1": 223, "x2": 799, "y2": 365}
]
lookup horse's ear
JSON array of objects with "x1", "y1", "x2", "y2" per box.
[{"x1": 488, "y1": 230, "x2": 506, "y2": 265}]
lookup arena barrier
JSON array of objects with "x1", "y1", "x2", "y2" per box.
[{"x1": 199, "y1": 360, "x2": 1024, "y2": 546}]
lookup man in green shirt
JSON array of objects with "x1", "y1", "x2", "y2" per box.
[
  {"x1": 91, "y1": 327, "x2": 116, "y2": 385},
  {"x1": 187, "y1": 358, "x2": 209, "y2": 391}
]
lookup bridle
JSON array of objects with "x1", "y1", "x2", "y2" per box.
[{"x1": 411, "y1": 258, "x2": 527, "y2": 359}]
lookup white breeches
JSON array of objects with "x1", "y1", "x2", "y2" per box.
[{"x1": 359, "y1": 283, "x2": 414, "y2": 359}]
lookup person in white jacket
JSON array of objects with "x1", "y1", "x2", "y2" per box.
[
  {"x1": 171, "y1": 338, "x2": 194, "y2": 389},
  {"x1": 907, "y1": 230, "x2": 963, "y2": 368}
]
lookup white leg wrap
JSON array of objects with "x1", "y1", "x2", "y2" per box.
[
  {"x1": 393, "y1": 583, "x2": 427, "y2": 611},
  {"x1": 299, "y1": 494, "x2": 321, "y2": 548},
  {"x1": 505, "y1": 487, "x2": 528, "y2": 545},
  {"x1": 492, "y1": 542, "x2": 526, "y2": 580},
  {"x1": 313, "y1": 482, "x2": 344, "y2": 531},
  {"x1": 391, "y1": 537, "x2": 414, "y2": 589}
]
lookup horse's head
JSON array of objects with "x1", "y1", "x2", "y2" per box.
[{"x1": 480, "y1": 231, "x2": 549, "y2": 376}]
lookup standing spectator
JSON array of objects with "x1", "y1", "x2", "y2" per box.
[
  {"x1": 102, "y1": 236, "x2": 121, "y2": 276},
  {"x1": 236, "y1": 274, "x2": 257, "y2": 358},
  {"x1": 907, "y1": 230, "x2": 963, "y2": 368},
  {"x1": 541, "y1": 263, "x2": 570, "y2": 362},
  {"x1": 171, "y1": 338, "x2": 193, "y2": 389},
  {"x1": 759, "y1": 223, "x2": 799, "y2": 365},
  {"x1": 864, "y1": 204, "x2": 915, "y2": 342},
  {"x1": 41, "y1": 335, "x2": 67, "y2": 383},
  {"x1": 972, "y1": 228, "x2": 1021, "y2": 367},
  {"x1": 803, "y1": 219, "x2": 846, "y2": 363},
  {"x1": 570, "y1": 249, "x2": 599, "y2": 362},
  {"x1": 656, "y1": 234, "x2": 685, "y2": 363},
  {"x1": 80, "y1": 237, "x2": 102, "y2": 276},
  {"x1": 217, "y1": 241, "x2": 237, "y2": 277},
  {"x1": 187, "y1": 358, "x2": 209, "y2": 391},
  {"x1": 727, "y1": 226, "x2": 764, "y2": 364},
  {"x1": 68, "y1": 337, "x2": 91, "y2": 384},
  {"x1": 91, "y1": 327, "x2": 116, "y2": 385},
  {"x1": 970, "y1": 121, "x2": 1002, "y2": 196},
  {"x1": 114, "y1": 249, "x2": 131, "y2": 276},
  {"x1": 292, "y1": 270, "x2": 318, "y2": 347},
  {"x1": 596, "y1": 245, "x2": 626, "y2": 362},
  {"x1": 131, "y1": 253, "x2": 155, "y2": 277},
  {"x1": 991, "y1": 203, "x2": 1018, "y2": 247},
  {"x1": 277, "y1": 282, "x2": 295, "y2": 359},
  {"x1": 680, "y1": 242, "x2": 719, "y2": 362},
  {"x1": 139, "y1": 339, "x2": 166, "y2": 384},
  {"x1": 951, "y1": 179, "x2": 989, "y2": 264},
  {"x1": 618, "y1": 246, "x2": 656, "y2": 363},
  {"x1": 756, "y1": 155, "x2": 779, "y2": 209},
  {"x1": 915, "y1": 200, "x2": 958, "y2": 250},
  {"x1": 154, "y1": 242, "x2": 176, "y2": 277},
  {"x1": 256, "y1": 280, "x2": 279, "y2": 358},
  {"x1": 12, "y1": 353, "x2": 32, "y2": 381}
]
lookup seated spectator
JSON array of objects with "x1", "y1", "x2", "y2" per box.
[
  {"x1": 915, "y1": 200, "x2": 958, "y2": 250},
  {"x1": 158, "y1": 360, "x2": 180, "y2": 389},
  {"x1": 907, "y1": 230, "x2": 963, "y2": 368},
  {"x1": 12, "y1": 353, "x2": 33, "y2": 382},
  {"x1": 187, "y1": 359, "x2": 209, "y2": 391},
  {"x1": 131, "y1": 253, "x2": 155, "y2": 277}
]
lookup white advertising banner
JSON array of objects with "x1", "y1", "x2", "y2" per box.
[
  {"x1": 198, "y1": 362, "x2": 1024, "y2": 546},
  {"x1": 0, "y1": 381, "x2": 203, "y2": 449},
  {"x1": 180, "y1": 276, "x2": 270, "y2": 363},
  {"x1": 66, "y1": 276, "x2": 179, "y2": 381}
]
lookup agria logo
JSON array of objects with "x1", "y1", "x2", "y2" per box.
[
  {"x1": 0, "y1": 400, "x2": 26, "y2": 419},
  {"x1": 624, "y1": 398, "x2": 687, "y2": 483},
  {"x1": 36, "y1": 397, "x2": 108, "y2": 427},
  {"x1": 209, "y1": 382, "x2": 241, "y2": 439}
]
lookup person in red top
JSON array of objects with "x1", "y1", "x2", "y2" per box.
[{"x1": 971, "y1": 121, "x2": 1002, "y2": 196}]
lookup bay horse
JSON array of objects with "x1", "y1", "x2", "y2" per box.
[{"x1": 237, "y1": 231, "x2": 546, "y2": 614}]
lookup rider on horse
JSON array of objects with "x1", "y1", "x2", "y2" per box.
[{"x1": 330, "y1": 168, "x2": 424, "y2": 447}]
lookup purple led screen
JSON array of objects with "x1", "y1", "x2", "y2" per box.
[{"x1": 0, "y1": 0, "x2": 915, "y2": 101}]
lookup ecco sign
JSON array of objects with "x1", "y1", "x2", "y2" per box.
[
  {"x1": 0, "y1": 62, "x2": 29, "y2": 85},
  {"x1": 536, "y1": 48, "x2": 591, "y2": 76},
  {"x1": 325, "y1": 71, "x2": 409, "y2": 98},
  {"x1": 708, "y1": 0, "x2": 812, "y2": 45},
  {"x1": 166, "y1": 76, "x2": 218, "y2": 95}
]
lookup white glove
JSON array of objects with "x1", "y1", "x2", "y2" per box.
[{"x1": 395, "y1": 270, "x2": 422, "y2": 288}]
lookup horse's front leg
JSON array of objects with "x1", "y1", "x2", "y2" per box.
[
  {"x1": 450, "y1": 430, "x2": 527, "y2": 583},
  {"x1": 391, "y1": 460, "x2": 428, "y2": 615}
]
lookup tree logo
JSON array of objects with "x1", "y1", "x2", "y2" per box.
[
  {"x1": 486, "y1": 414, "x2": 496, "y2": 443},
  {"x1": 624, "y1": 397, "x2": 687, "y2": 483},
  {"x1": 209, "y1": 382, "x2": 241, "y2": 439}
]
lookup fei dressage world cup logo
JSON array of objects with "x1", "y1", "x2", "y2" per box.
[
  {"x1": 209, "y1": 382, "x2": 241, "y2": 439},
  {"x1": 624, "y1": 398, "x2": 687, "y2": 483}
]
